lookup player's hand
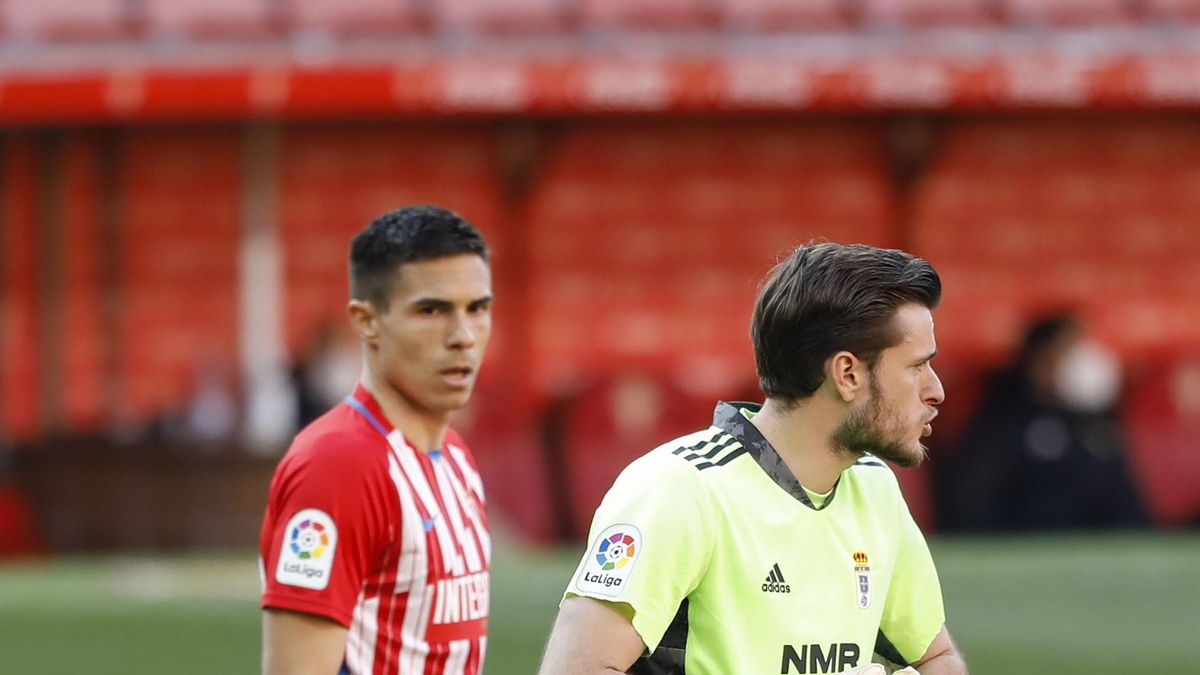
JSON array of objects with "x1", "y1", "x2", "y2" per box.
[{"x1": 836, "y1": 666, "x2": 886, "y2": 675}]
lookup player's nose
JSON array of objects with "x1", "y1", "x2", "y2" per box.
[
  {"x1": 924, "y1": 366, "x2": 945, "y2": 406},
  {"x1": 446, "y1": 311, "x2": 476, "y2": 349}
]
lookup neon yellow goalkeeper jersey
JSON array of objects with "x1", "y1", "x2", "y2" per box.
[{"x1": 564, "y1": 402, "x2": 946, "y2": 674}]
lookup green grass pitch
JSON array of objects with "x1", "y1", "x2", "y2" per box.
[{"x1": 0, "y1": 532, "x2": 1195, "y2": 674}]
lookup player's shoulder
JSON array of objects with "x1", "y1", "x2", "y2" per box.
[
  {"x1": 846, "y1": 453, "x2": 905, "y2": 496},
  {"x1": 848, "y1": 453, "x2": 897, "y2": 477},
  {"x1": 279, "y1": 404, "x2": 386, "y2": 475},
  {"x1": 598, "y1": 426, "x2": 727, "y2": 520},
  {"x1": 624, "y1": 425, "x2": 741, "y2": 487}
]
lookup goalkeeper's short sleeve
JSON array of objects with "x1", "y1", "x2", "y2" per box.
[
  {"x1": 878, "y1": 503, "x2": 946, "y2": 663},
  {"x1": 563, "y1": 450, "x2": 714, "y2": 651}
]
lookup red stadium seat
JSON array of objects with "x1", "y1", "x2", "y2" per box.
[
  {"x1": 1123, "y1": 358, "x2": 1200, "y2": 525},
  {"x1": 580, "y1": 0, "x2": 718, "y2": 30},
  {"x1": 1144, "y1": 0, "x2": 1200, "y2": 21},
  {"x1": 1002, "y1": 0, "x2": 1133, "y2": 26},
  {"x1": 526, "y1": 122, "x2": 894, "y2": 400},
  {"x1": 552, "y1": 374, "x2": 711, "y2": 542},
  {"x1": 60, "y1": 138, "x2": 105, "y2": 432},
  {"x1": 719, "y1": 0, "x2": 853, "y2": 31},
  {"x1": 913, "y1": 119, "x2": 1200, "y2": 362},
  {"x1": 142, "y1": 0, "x2": 278, "y2": 38},
  {"x1": 0, "y1": 482, "x2": 42, "y2": 556},
  {"x1": 277, "y1": 126, "x2": 502, "y2": 354},
  {"x1": 434, "y1": 0, "x2": 573, "y2": 34},
  {"x1": 119, "y1": 130, "x2": 242, "y2": 420},
  {"x1": 1, "y1": 0, "x2": 131, "y2": 41},
  {"x1": 1, "y1": 140, "x2": 39, "y2": 441},
  {"x1": 286, "y1": 0, "x2": 423, "y2": 36},
  {"x1": 861, "y1": 0, "x2": 997, "y2": 27}
]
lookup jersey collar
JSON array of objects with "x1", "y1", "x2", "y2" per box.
[
  {"x1": 345, "y1": 383, "x2": 397, "y2": 436},
  {"x1": 712, "y1": 401, "x2": 839, "y2": 511}
]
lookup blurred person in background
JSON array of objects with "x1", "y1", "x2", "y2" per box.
[
  {"x1": 291, "y1": 319, "x2": 361, "y2": 431},
  {"x1": 538, "y1": 243, "x2": 967, "y2": 675},
  {"x1": 168, "y1": 355, "x2": 241, "y2": 453},
  {"x1": 259, "y1": 206, "x2": 494, "y2": 675},
  {"x1": 944, "y1": 312, "x2": 1147, "y2": 532}
]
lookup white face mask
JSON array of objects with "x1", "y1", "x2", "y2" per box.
[{"x1": 1053, "y1": 339, "x2": 1122, "y2": 413}]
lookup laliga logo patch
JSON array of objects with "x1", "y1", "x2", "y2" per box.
[
  {"x1": 576, "y1": 524, "x2": 642, "y2": 598},
  {"x1": 276, "y1": 508, "x2": 338, "y2": 590},
  {"x1": 852, "y1": 551, "x2": 871, "y2": 609}
]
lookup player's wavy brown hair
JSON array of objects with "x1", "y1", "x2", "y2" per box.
[
  {"x1": 752, "y1": 242, "x2": 941, "y2": 403},
  {"x1": 349, "y1": 204, "x2": 489, "y2": 310}
]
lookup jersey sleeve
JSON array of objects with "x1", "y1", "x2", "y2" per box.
[
  {"x1": 564, "y1": 453, "x2": 714, "y2": 652},
  {"x1": 259, "y1": 431, "x2": 393, "y2": 627},
  {"x1": 878, "y1": 501, "x2": 946, "y2": 664}
]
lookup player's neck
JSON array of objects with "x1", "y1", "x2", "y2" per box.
[
  {"x1": 752, "y1": 396, "x2": 857, "y2": 494},
  {"x1": 360, "y1": 369, "x2": 450, "y2": 452}
]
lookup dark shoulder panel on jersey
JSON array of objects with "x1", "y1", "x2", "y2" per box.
[
  {"x1": 854, "y1": 457, "x2": 887, "y2": 469},
  {"x1": 668, "y1": 428, "x2": 746, "y2": 471},
  {"x1": 630, "y1": 600, "x2": 689, "y2": 675}
]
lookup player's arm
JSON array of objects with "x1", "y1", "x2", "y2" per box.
[
  {"x1": 537, "y1": 596, "x2": 646, "y2": 675},
  {"x1": 262, "y1": 608, "x2": 348, "y2": 675},
  {"x1": 908, "y1": 625, "x2": 967, "y2": 675}
]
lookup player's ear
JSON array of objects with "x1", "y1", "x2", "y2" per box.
[
  {"x1": 347, "y1": 299, "x2": 379, "y2": 343},
  {"x1": 828, "y1": 351, "x2": 867, "y2": 402}
]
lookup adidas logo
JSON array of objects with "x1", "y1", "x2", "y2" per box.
[{"x1": 761, "y1": 563, "x2": 791, "y2": 593}]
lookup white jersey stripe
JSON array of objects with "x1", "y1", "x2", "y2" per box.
[
  {"x1": 447, "y1": 444, "x2": 484, "y2": 498},
  {"x1": 444, "y1": 639, "x2": 470, "y2": 675},
  {"x1": 388, "y1": 450, "x2": 430, "y2": 675},
  {"x1": 346, "y1": 594, "x2": 379, "y2": 675},
  {"x1": 391, "y1": 432, "x2": 461, "y2": 576},
  {"x1": 430, "y1": 458, "x2": 481, "y2": 574},
  {"x1": 439, "y1": 456, "x2": 491, "y2": 565}
]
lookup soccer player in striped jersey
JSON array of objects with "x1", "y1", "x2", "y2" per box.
[
  {"x1": 538, "y1": 243, "x2": 968, "y2": 675},
  {"x1": 260, "y1": 205, "x2": 493, "y2": 675}
]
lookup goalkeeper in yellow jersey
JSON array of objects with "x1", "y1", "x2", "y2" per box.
[{"x1": 538, "y1": 243, "x2": 968, "y2": 674}]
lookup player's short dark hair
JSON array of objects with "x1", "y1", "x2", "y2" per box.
[
  {"x1": 751, "y1": 242, "x2": 941, "y2": 403},
  {"x1": 349, "y1": 205, "x2": 489, "y2": 310}
]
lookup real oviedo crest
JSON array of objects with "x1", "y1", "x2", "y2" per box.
[{"x1": 852, "y1": 551, "x2": 871, "y2": 610}]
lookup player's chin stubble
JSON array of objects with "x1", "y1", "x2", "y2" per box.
[{"x1": 830, "y1": 391, "x2": 926, "y2": 469}]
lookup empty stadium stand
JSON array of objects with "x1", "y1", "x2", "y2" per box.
[
  {"x1": 911, "y1": 118, "x2": 1200, "y2": 361},
  {"x1": 525, "y1": 121, "x2": 896, "y2": 403},
  {"x1": 861, "y1": 0, "x2": 997, "y2": 27},
  {"x1": 547, "y1": 373, "x2": 711, "y2": 542},
  {"x1": 580, "y1": 0, "x2": 719, "y2": 31},
  {"x1": 276, "y1": 125, "x2": 502, "y2": 356},
  {"x1": 1, "y1": 0, "x2": 1199, "y2": 47},
  {"x1": 119, "y1": 129, "x2": 242, "y2": 421},
  {"x1": 287, "y1": 0, "x2": 423, "y2": 37},
  {"x1": 1003, "y1": 0, "x2": 1134, "y2": 26},
  {"x1": 60, "y1": 138, "x2": 105, "y2": 432},
  {"x1": 141, "y1": 0, "x2": 279, "y2": 39},
  {"x1": 434, "y1": 0, "x2": 573, "y2": 34},
  {"x1": 0, "y1": 0, "x2": 132, "y2": 42},
  {"x1": 1123, "y1": 357, "x2": 1200, "y2": 525},
  {"x1": 720, "y1": 0, "x2": 853, "y2": 31},
  {"x1": 1, "y1": 139, "x2": 39, "y2": 440}
]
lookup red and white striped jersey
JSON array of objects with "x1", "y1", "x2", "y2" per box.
[{"x1": 260, "y1": 384, "x2": 490, "y2": 675}]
